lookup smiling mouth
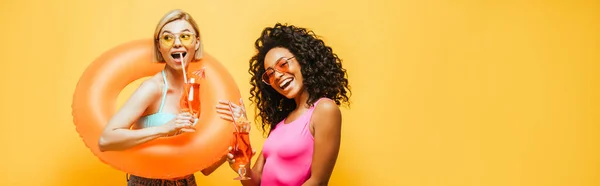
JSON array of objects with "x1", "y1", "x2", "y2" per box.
[
  {"x1": 279, "y1": 78, "x2": 293, "y2": 89},
  {"x1": 171, "y1": 52, "x2": 187, "y2": 60}
]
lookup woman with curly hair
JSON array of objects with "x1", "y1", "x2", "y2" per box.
[{"x1": 217, "y1": 23, "x2": 351, "y2": 186}]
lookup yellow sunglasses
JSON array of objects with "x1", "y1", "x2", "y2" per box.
[{"x1": 158, "y1": 31, "x2": 197, "y2": 49}]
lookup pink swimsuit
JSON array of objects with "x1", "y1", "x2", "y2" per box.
[{"x1": 260, "y1": 98, "x2": 328, "y2": 186}]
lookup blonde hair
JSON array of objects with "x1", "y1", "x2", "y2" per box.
[{"x1": 153, "y1": 9, "x2": 203, "y2": 62}]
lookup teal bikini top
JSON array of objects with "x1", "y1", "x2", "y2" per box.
[{"x1": 134, "y1": 70, "x2": 177, "y2": 129}]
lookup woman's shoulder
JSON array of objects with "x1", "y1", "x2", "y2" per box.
[
  {"x1": 312, "y1": 98, "x2": 341, "y2": 120},
  {"x1": 135, "y1": 73, "x2": 164, "y2": 96},
  {"x1": 309, "y1": 98, "x2": 342, "y2": 134},
  {"x1": 314, "y1": 97, "x2": 337, "y2": 108}
]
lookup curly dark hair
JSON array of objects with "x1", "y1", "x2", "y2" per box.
[{"x1": 248, "y1": 23, "x2": 351, "y2": 136}]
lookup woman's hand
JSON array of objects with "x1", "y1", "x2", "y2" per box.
[
  {"x1": 226, "y1": 146, "x2": 257, "y2": 173},
  {"x1": 158, "y1": 112, "x2": 196, "y2": 137},
  {"x1": 216, "y1": 98, "x2": 248, "y2": 122}
]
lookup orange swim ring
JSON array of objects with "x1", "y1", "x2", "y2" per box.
[{"x1": 72, "y1": 39, "x2": 239, "y2": 179}]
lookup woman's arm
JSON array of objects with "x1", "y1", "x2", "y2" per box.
[
  {"x1": 302, "y1": 99, "x2": 343, "y2": 186},
  {"x1": 200, "y1": 155, "x2": 227, "y2": 175},
  {"x1": 98, "y1": 79, "x2": 168, "y2": 151}
]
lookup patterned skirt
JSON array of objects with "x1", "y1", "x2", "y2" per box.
[{"x1": 127, "y1": 174, "x2": 197, "y2": 186}]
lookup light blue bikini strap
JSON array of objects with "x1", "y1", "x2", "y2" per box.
[{"x1": 158, "y1": 70, "x2": 169, "y2": 113}]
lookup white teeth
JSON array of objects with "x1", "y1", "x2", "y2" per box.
[{"x1": 279, "y1": 78, "x2": 292, "y2": 89}]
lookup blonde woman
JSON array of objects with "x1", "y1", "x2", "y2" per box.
[{"x1": 98, "y1": 9, "x2": 224, "y2": 186}]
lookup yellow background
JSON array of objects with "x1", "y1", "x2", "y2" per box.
[{"x1": 1, "y1": 0, "x2": 598, "y2": 185}]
